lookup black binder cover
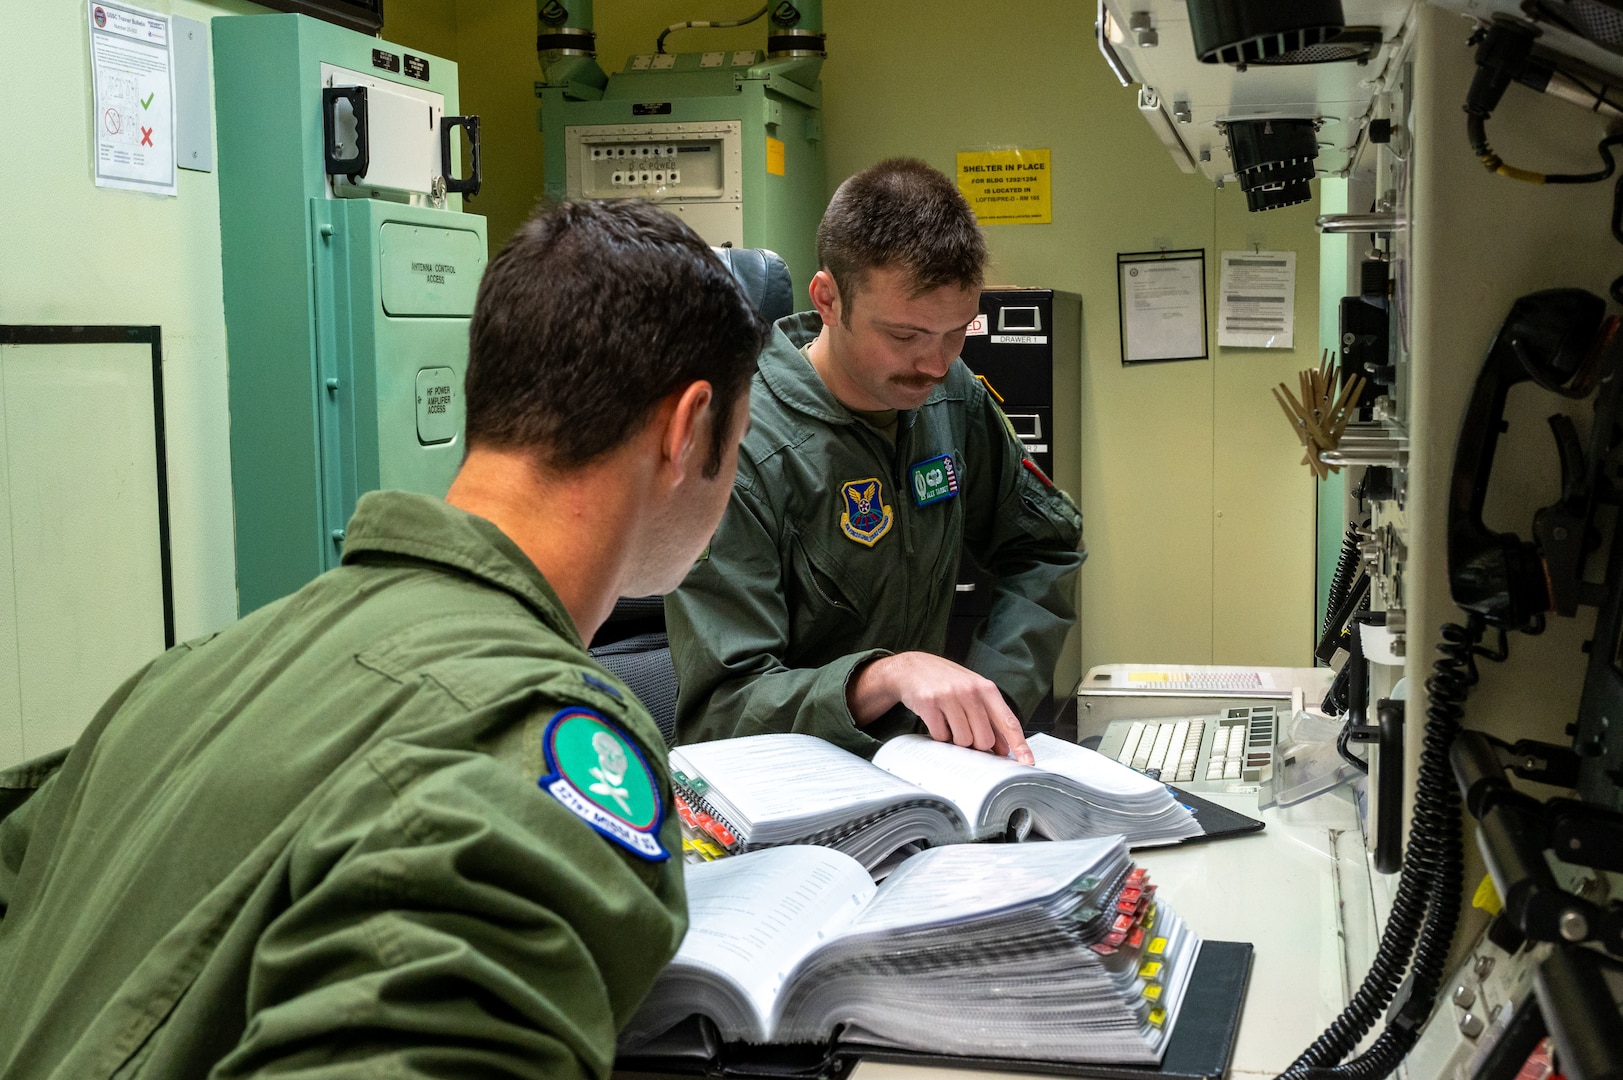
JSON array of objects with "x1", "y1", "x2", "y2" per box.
[
  {"x1": 616, "y1": 939, "x2": 1254, "y2": 1080},
  {"x1": 1158, "y1": 788, "x2": 1266, "y2": 847}
]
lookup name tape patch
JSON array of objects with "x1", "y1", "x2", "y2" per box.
[{"x1": 910, "y1": 454, "x2": 960, "y2": 507}]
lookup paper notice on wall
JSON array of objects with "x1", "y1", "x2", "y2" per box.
[
  {"x1": 89, "y1": 1, "x2": 177, "y2": 196},
  {"x1": 956, "y1": 148, "x2": 1051, "y2": 225},
  {"x1": 1218, "y1": 251, "x2": 1295, "y2": 348}
]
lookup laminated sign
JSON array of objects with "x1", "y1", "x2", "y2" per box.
[{"x1": 956, "y1": 148, "x2": 1050, "y2": 225}]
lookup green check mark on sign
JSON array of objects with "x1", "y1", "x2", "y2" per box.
[{"x1": 141, "y1": 92, "x2": 155, "y2": 109}]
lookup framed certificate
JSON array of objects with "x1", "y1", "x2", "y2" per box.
[{"x1": 1117, "y1": 250, "x2": 1208, "y2": 365}]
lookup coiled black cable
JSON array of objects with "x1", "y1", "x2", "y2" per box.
[
  {"x1": 1275, "y1": 619, "x2": 1482, "y2": 1080},
  {"x1": 1322, "y1": 525, "x2": 1363, "y2": 644}
]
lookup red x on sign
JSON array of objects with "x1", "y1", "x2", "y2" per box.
[{"x1": 140, "y1": 127, "x2": 153, "y2": 147}]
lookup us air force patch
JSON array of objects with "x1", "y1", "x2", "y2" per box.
[
  {"x1": 839, "y1": 477, "x2": 894, "y2": 546},
  {"x1": 538, "y1": 708, "x2": 668, "y2": 860}
]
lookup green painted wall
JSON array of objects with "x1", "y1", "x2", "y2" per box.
[
  {"x1": 1, "y1": 0, "x2": 266, "y2": 764},
  {"x1": 1, "y1": 0, "x2": 267, "y2": 644},
  {"x1": 389, "y1": 0, "x2": 1324, "y2": 675}
]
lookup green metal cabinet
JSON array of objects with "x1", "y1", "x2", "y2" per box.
[
  {"x1": 215, "y1": 14, "x2": 487, "y2": 614},
  {"x1": 539, "y1": 51, "x2": 826, "y2": 301}
]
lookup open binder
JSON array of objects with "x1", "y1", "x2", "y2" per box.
[{"x1": 616, "y1": 939, "x2": 1253, "y2": 1080}]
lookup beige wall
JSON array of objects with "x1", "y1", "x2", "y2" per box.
[{"x1": 385, "y1": 0, "x2": 1323, "y2": 673}]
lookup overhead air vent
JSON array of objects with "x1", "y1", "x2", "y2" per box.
[
  {"x1": 1224, "y1": 118, "x2": 1320, "y2": 212},
  {"x1": 1186, "y1": 0, "x2": 1348, "y2": 67},
  {"x1": 1247, "y1": 27, "x2": 1383, "y2": 66}
]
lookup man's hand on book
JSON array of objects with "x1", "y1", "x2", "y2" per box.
[{"x1": 848, "y1": 653, "x2": 1035, "y2": 765}]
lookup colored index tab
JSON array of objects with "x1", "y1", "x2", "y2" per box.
[
  {"x1": 1147, "y1": 936, "x2": 1168, "y2": 955},
  {"x1": 1148, "y1": 1007, "x2": 1168, "y2": 1028},
  {"x1": 1472, "y1": 874, "x2": 1504, "y2": 915},
  {"x1": 1138, "y1": 961, "x2": 1163, "y2": 980},
  {"x1": 1142, "y1": 984, "x2": 1163, "y2": 1001}
]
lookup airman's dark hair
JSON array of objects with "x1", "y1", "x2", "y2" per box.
[
  {"x1": 465, "y1": 199, "x2": 768, "y2": 475},
  {"x1": 815, "y1": 158, "x2": 987, "y2": 322}
]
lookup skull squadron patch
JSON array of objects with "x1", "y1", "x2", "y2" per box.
[{"x1": 538, "y1": 708, "x2": 668, "y2": 860}]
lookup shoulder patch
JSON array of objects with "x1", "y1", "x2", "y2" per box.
[
  {"x1": 580, "y1": 672, "x2": 622, "y2": 700},
  {"x1": 538, "y1": 708, "x2": 668, "y2": 861}
]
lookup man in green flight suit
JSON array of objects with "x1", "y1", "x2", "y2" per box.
[
  {"x1": 667, "y1": 158, "x2": 1085, "y2": 764},
  {"x1": 0, "y1": 200, "x2": 767, "y2": 1079}
]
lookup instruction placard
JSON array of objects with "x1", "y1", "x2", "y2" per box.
[
  {"x1": 1218, "y1": 250, "x2": 1296, "y2": 348},
  {"x1": 956, "y1": 148, "x2": 1050, "y2": 225},
  {"x1": 89, "y1": 1, "x2": 177, "y2": 195}
]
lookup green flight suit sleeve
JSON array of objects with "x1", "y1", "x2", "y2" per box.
[
  {"x1": 0, "y1": 750, "x2": 69, "y2": 922},
  {"x1": 962, "y1": 387, "x2": 1086, "y2": 720},
  {"x1": 1, "y1": 657, "x2": 154, "y2": 922},
  {"x1": 211, "y1": 715, "x2": 686, "y2": 1080},
  {"x1": 666, "y1": 473, "x2": 891, "y2": 758}
]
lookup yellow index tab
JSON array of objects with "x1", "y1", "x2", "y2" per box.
[
  {"x1": 1138, "y1": 961, "x2": 1163, "y2": 980},
  {"x1": 1472, "y1": 874, "x2": 1504, "y2": 915},
  {"x1": 1142, "y1": 984, "x2": 1163, "y2": 1001},
  {"x1": 1148, "y1": 1007, "x2": 1168, "y2": 1028},
  {"x1": 1147, "y1": 936, "x2": 1168, "y2": 955}
]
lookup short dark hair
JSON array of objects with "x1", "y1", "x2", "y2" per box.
[
  {"x1": 465, "y1": 199, "x2": 768, "y2": 475},
  {"x1": 815, "y1": 158, "x2": 987, "y2": 320}
]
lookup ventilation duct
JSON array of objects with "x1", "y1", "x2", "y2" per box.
[
  {"x1": 1186, "y1": 0, "x2": 1358, "y2": 66},
  {"x1": 1224, "y1": 117, "x2": 1320, "y2": 212}
]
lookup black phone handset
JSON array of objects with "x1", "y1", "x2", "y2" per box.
[
  {"x1": 1448, "y1": 288, "x2": 1615, "y2": 632},
  {"x1": 1277, "y1": 291, "x2": 1623, "y2": 1080}
]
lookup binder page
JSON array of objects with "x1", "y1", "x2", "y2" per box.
[
  {"x1": 679, "y1": 845, "x2": 876, "y2": 1026},
  {"x1": 673, "y1": 733, "x2": 928, "y2": 827},
  {"x1": 840, "y1": 837, "x2": 1123, "y2": 936},
  {"x1": 1026, "y1": 733, "x2": 1166, "y2": 798},
  {"x1": 870, "y1": 734, "x2": 1034, "y2": 829}
]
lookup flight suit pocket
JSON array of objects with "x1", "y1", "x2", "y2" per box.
[
  {"x1": 788, "y1": 533, "x2": 867, "y2": 642},
  {"x1": 1015, "y1": 464, "x2": 1083, "y2": 546}
]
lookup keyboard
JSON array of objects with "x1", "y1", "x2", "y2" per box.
[
  {"x1": 1119, "y1": 670, "x2": 1264, "y2": 691},
  {"x1": 1095, "y1": 705, "x2": 1280, "y2": 792}
]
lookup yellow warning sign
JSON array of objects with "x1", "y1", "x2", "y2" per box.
[
  {"x1": 766, "y1": 136, "x2": 786, "y2": 176},
  {"x1": 956, "y1": 148, "x2": 1051, "y2": 225}
]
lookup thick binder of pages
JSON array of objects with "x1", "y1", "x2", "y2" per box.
[{"x1": 616, "y1": 939, "x2": 1253, "y2": 1080}]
